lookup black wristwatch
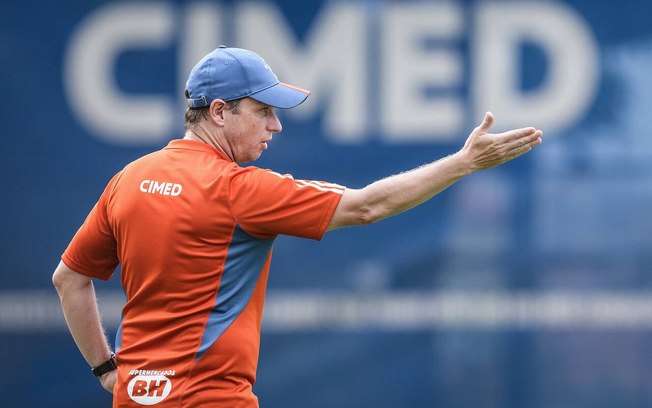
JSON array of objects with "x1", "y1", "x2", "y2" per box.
[{"x1": 91, "y1": 352, "x2": 117, "y2": 377}]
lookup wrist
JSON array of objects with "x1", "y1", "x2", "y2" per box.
[{"x1": 447, "y1": 150, "x2": 475, "y2": 177}]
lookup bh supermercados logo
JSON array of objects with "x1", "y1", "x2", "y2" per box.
[{"x1": 127, "y1": 369, "x2": 175, "y2": 405}]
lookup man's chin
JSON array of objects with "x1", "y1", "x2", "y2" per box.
[{"x1": 236, "y1": 152, "x2": 263, "y2": 164}]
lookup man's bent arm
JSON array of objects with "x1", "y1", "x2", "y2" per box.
[
  {"x1": 52, "y1": 261, "x2": 117, "y2": 392},
  {"x1": 328, "y1": 112, "x2": 543, "y2": 230}
]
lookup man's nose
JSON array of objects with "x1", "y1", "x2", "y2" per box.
[{"x1": 268, "y1": 112, "x2": 282, "y2": 133}]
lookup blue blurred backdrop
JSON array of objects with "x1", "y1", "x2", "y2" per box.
[{"x1": 2, "y1": 0, "x2": 652, "y2": 407}]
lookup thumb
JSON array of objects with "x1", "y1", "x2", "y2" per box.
[{"x1": 477, "y1": 111, "x2": 494, "y2": 132}]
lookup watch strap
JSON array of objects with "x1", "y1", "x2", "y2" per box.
[{"x1": 91, "y1": 352, "x2": 117, "y2": 377}]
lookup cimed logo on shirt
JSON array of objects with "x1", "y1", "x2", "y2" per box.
[{"x1": 140, "y1": 180, "x2": 183, "y2": 196}]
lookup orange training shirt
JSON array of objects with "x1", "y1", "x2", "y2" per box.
[{"x1": 62, "y1": 139, "x2": 344, "y2": 407}]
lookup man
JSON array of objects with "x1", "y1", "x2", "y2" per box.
[{"x1": 53, "y1": 45, "x2": 542, "y2": 407}]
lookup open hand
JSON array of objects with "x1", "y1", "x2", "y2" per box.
[{"x1": 461, "y1": 112, "x2": 543, "y2": 171}]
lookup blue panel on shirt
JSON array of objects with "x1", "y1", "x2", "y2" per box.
[
  {"x1": 195, "y1": 225, "x2": 274, "y2": 360},
  {"x1": 115, "y1": 315, "x2": 124, "y2": 352}
]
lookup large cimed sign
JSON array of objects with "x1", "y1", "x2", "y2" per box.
[{"x1": 64, "y1": 1, "x2": 598, "y2": 145}]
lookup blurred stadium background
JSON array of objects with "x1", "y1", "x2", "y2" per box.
[{"x1": 2, "y1": 0, "x2": 652, "y2": 406}]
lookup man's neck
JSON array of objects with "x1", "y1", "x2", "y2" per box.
[{"x1": 183, "y1": 129, "x2": 235, "y2": 162}]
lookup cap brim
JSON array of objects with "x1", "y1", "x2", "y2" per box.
[{"x1": 250, "y1": 82, "x2": 311, "y2": 109}]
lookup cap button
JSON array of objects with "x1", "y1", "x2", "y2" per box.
[{"x1": 218, "y1": 45, "x2": 226, "y2": 49}]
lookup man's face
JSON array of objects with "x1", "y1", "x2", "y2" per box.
[{"x1": 223, "y1": 97, "x2": 282, "y2": 163}]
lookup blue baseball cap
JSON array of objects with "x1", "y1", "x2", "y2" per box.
[{"x1": 185, "y1": 45, "x2": 311, "y2": 109}]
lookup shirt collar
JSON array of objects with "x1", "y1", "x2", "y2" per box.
[{"x1": 164, "y1": 139, "x2": 231, "y2": 162}]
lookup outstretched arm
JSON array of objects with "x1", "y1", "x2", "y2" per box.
[
  {"x1": 328, "y1": 112, "x2": 543, "y2": 230},
  {"x1": 52, "y1": 261, "x2": 117, "y2": 393}
]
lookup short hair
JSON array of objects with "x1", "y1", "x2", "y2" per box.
[{"x1": 183, "y1": 98, "x2": 243, "y2": 131}]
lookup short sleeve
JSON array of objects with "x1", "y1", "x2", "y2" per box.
[
  {"x1": 61, "y1": 172, "x2": 122, "y2": 280},
  {"x1": 228, "y1": 168, "x2": 345, "y2": 239}
]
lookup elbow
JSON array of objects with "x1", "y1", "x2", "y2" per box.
[
  {"x1": 52, "y1": 266, "x2": 65, "y2": 295},
  {"x1": 52, "y1": 261, "x2": 90, "y2": 296},
  {"x1": 355, "y1": 206, "x2": 384, "y2": 226},
  {"x1": 332, "y1": 188, "x2": 387, "y2": 228}
]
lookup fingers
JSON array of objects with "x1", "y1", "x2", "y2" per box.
[
  {"x1": 505, "y1": 130, "x2": 543, "y2": 150},
  {"x1": 496, "y1": 127, "x2": 539, "y2": 144},
  {"x1": 505, "y1": 132, "x2": 543, "y2": 159}
]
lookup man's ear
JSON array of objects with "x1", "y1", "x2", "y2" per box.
[{"x1": 208, "y1": 99, "x2": 227, "y2": 126}]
